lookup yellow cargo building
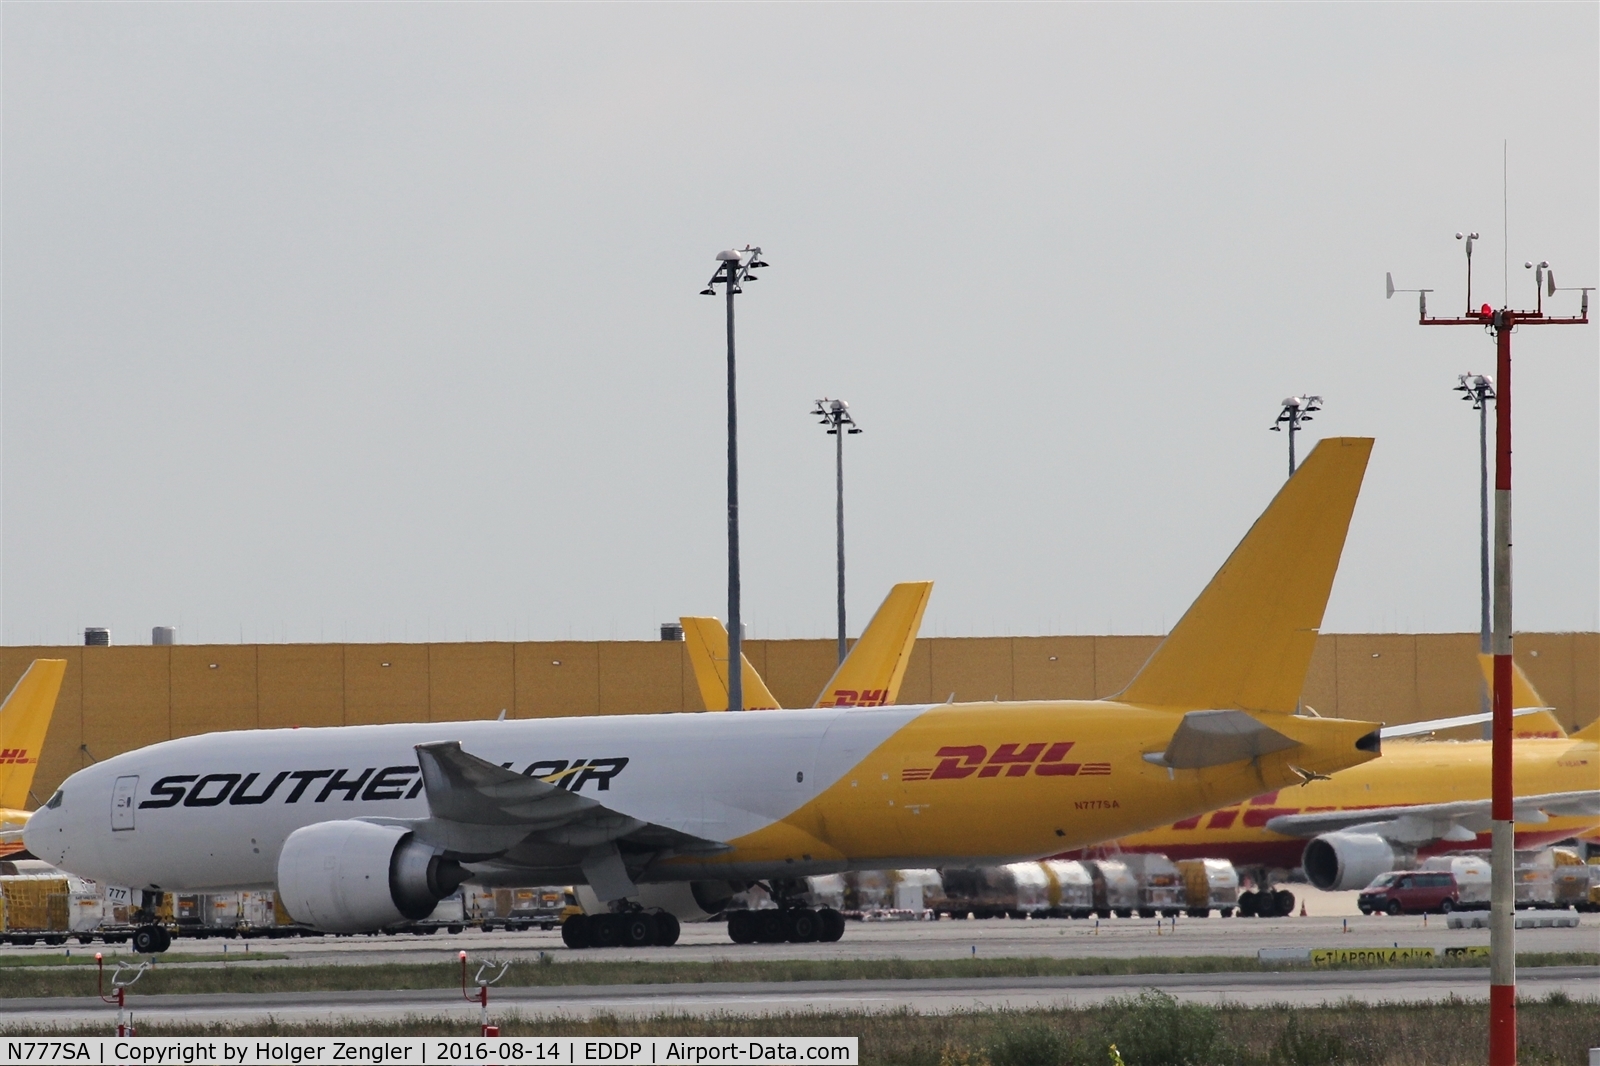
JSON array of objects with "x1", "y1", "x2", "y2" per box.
[{"x1": 5, "y1": 631, "x2": 1594, "y2": 806}]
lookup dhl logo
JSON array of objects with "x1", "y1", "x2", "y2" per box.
[
  {"x1": 1168, "y1": 791, "x2": 1378, "y2": 831},
  {"x1": 902, "y1": 742, "x2": 1110, "y2": 782},
  {"x1": 827, "y1": 689, "x2": 889, "y2": 707},
  {"x1": 0, "y1": 748, "x2": 34, "y2": 765}
]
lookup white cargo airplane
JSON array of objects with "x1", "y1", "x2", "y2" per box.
[{"x1": 27, "y1": 439, "x2": 1381, "y2": 952}]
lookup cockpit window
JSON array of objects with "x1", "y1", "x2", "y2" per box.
[{"x1": 45, "y1": 791, "x2": 63, "y2": 810}]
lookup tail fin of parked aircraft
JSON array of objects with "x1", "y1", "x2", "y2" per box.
[
  {"x1": 1117, "y1": 438, "x2": 1373, "y2": 714},
  {"x1": 814, "y1": 581, "x2": 933, "y2": 707},
  {"x1": 1573, "y1": 717, "x2": 1600, "y2": 744},
  {"x1": 680, "y1": 618, "x2": 781, "y2": 711},
  {"x1": 0, "y1": 660, "x2": 67, "y2": 811},
  {"x1": 1475, "y1": 654, "x2": 1568, "y2": 738}
]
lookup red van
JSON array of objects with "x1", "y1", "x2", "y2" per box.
[{"x1": 1358, "y1": 871, "x2": 1460, "y2": 915}]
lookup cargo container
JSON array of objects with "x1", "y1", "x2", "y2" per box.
[
  {"x1": 1176, "y1": 858, "x2": 1239, "y2": 917},
  {"x1": 463, "y1": 886, "x2": 565, "y2": 931},
  {"x1": 1120, "y1": 853, "x2": 1184, "y2": 918},
  {"x1": 1040, "y1": 860, "x2": 1094, "y2": 918},
  {"x1": 805, "y1": 874, "x2": 846, "y2": 912},
  {"x1": 930, "y1": 864, "x2": 1050, "y2": 919},
  {"x1": 1083, "y1": 859, "x2": 1138, "y2": 919},
  {"x1": 0, "y1": 874, "x2": 129, "y2": 945},
  {"x1": 1419, "y1": 856, "x2": 1491, "y2": 909}
]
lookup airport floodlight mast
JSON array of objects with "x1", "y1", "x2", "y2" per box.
[
  {"x1": 1269, "y1": 395, "x2": 1322, "y2": 476},
  {"x1": 812, "y1": 398, "x2": 862, "y2": 665},
  {"x1": 1389, "y1": 237, "x2": 1589, "y2": 1066},
  {"x1": 701, "y1": 246, "x2": 768, "y2": 712},
  {"x1": 1455, "y1": 372, "x2": 1496, "y2": 738}
]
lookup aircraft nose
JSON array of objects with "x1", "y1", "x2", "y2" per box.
[{"x1": 21, "y1": 796, "x2": 66, "y2": 865}]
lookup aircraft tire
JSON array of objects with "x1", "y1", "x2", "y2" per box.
[
  {"x1": 816, "y1": 908, "x2": 846, "y2": 943},
  {"x1": 132, "y1": 926, "x2": 161, "y2": 954},
  {"x1": 561, "y1": 915, "x2": 590, "y2": 949},
  {"x1": 621, "y1": 912, "x2": 657, "y2": 948},
  {"x1": 1274, "y1": 890, "x2": 1295, "y2": 917},
  {"x1": 653, "y1": 912, "x2": 681, "y2": 946},
  {"x1": 1137, "y1": 909, "x2": 1156, "y2": 919},
  {"x1": 784, "y1": 908, "x2": 819, "y2": 943},
  {"x1": 1237, "y1": 892, "x2": 1257, "y2": 917},
  {"x1": 591, "y1": 915, "x2": 625, "y2": 947},
  {"x1": 727, "y1": 911, "x2": 756, "y2": 944},
  {"x1": 756, "y1": 909, "x2": 788, "y2": 944}
]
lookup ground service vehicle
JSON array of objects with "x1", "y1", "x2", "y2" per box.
[
  {"x1": 1176, "y1": 858, "x2": 1239, "y2": 917},
  {"x1": 27, "y1": 441, "x2": 1382, "y2": 950},
  {"x1": 1358, "y1": 870, "x2": 1460, "y2": 915}
]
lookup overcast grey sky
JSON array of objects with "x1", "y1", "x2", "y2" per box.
[{"x1": 3, "y1": 3, "x2": 1595, "y2": 647}]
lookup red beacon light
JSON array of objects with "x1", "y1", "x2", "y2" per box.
[{"x1": 1481, "y1": 304, "x2": 1493, "y2": 316}]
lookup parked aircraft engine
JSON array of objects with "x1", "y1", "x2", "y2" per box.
[
  {"x1": 276, "y1": 820, "x2": 468, "y2": 933},
  {"x1": 1302, "y1": 831, "x2": 1411, "y2": 891}
]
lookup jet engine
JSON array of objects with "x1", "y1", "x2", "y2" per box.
[
  {"x1": 1301, "y1": 832, "x2": 1412, "y2": 891},
  {"x1": 578, "y1": 881, "x2": 738, "y2": 922},
  {"x1": 276, "y1": 820, "x2": 469, "y2": 933}
]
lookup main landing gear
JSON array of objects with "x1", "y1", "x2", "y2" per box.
[
  {"x1": 726, "y1": 906, "x2": 845, "y2": 945},
  {"x1": 131, "y1": 925, "x2": 171, "y2": 954},
  {"x1": 1237, "y1": 888, "x2": 1296, "y2": 918},
  {"x1": 561, "y1": 910, "x2": 681, "y2": 949}
]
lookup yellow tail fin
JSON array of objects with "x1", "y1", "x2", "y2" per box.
[
  {"x1": 1475, "y1": 654, "x2": 1568, "y2": 738},
  {"x1": 1117, "y1": 438, "x2": 1373, "y2": 713},
  {"x1": 1572, "y1": 717, "x2": 1600, "y2": 744},
  {"x1": 814, "y1": 581, "x2": 933, "y2": 707},
  {"x1": 0, "y1": 660, "x2": 67, "y2": 811},
  {"x1": 679, "y1": 618, "x2": 781, "y2": 711}
]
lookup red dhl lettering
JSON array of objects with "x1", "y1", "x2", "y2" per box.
[
  {"x1": 0, "y1": 749, "x2": 32, "y2": 765},
  {"x1": 1205, "y1": 808, "x2": 1239, "y2": 829},
  {"x1": 829, "y1": 689, "x2": 889, "y2": 707},
  {"x1": 903, "y1": 742, "x2": 1105, "y2": 782},
  {"x1": 1171, "y1": 815, "x2": 1203, "y2": 830}
]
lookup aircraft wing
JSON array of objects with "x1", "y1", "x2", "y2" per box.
[
  {"x1": 401, "y1": 741, "x2": 729, "y2": 901},
  {"x1": 1264, "y1": 790, "x2": 1600, "y2": 843}
]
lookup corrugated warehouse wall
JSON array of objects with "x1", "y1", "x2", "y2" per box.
[{"x1": 7, "y1": 631, "x2": 1595, "y2": 806}]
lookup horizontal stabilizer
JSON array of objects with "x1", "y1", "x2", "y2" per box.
[
  {"x1": 1119, "y1": 438, "x2": 1372, "y2": 713},
  {"x1": 1142, "y1": 709, "x2": 1301, "y2": 770},
  {"x1": 1380, "y1": 705, "x2": 1549, "y2": 740}
]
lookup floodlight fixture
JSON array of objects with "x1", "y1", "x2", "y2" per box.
[
  {"x1": 812, "y1": 397, "x2": 863, "y2": 665},
  {"x1": 700, "y1": 245, "x2": 769, "y2": 711},
  {"x1": 1269, "y1": 395, "x2": 1322, "y2": 477}
]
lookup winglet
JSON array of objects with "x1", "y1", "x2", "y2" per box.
[
  {"x1": 814, "y1": 581, "x2": 933, "y2": 707},
  {"x1": 1117, "y1": 438, "x2": 1373, "y2": 713},
  {"x1": 1475, "y1": 654, "x2": 1567, "y2": 738},
  {"x1": 679, "y1": 618, "x2": 781, "y2": 711},
  {"x1": 0, "y1": 660, "x2": 66, "y2": 811}
]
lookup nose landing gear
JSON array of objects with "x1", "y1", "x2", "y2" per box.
[{"x1": 130, "y1": 925, "x2": 170, "y2": 954}]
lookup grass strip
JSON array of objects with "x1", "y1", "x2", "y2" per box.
[
  {"x1": 0, "y1": 951, "x2": 1590, "y2": 999},
  {"x1": 4, "y1": 991, "x2": 1594, "y2": 1064}
]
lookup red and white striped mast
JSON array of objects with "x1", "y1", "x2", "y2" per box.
[{"x1": 1388, "y1": 243, "x2": 1590, "y2": 1066}]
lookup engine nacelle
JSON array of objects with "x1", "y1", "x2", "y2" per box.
[
  {"x1": 1302, "y1": 832, "x2": 1412, "y2": 891},
  {"x1": 576, "y1": 881, "x2": 738, "y2": 923},
  {"x1": 276, "y1": 820, "x2": 468, "y2": 933}
]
